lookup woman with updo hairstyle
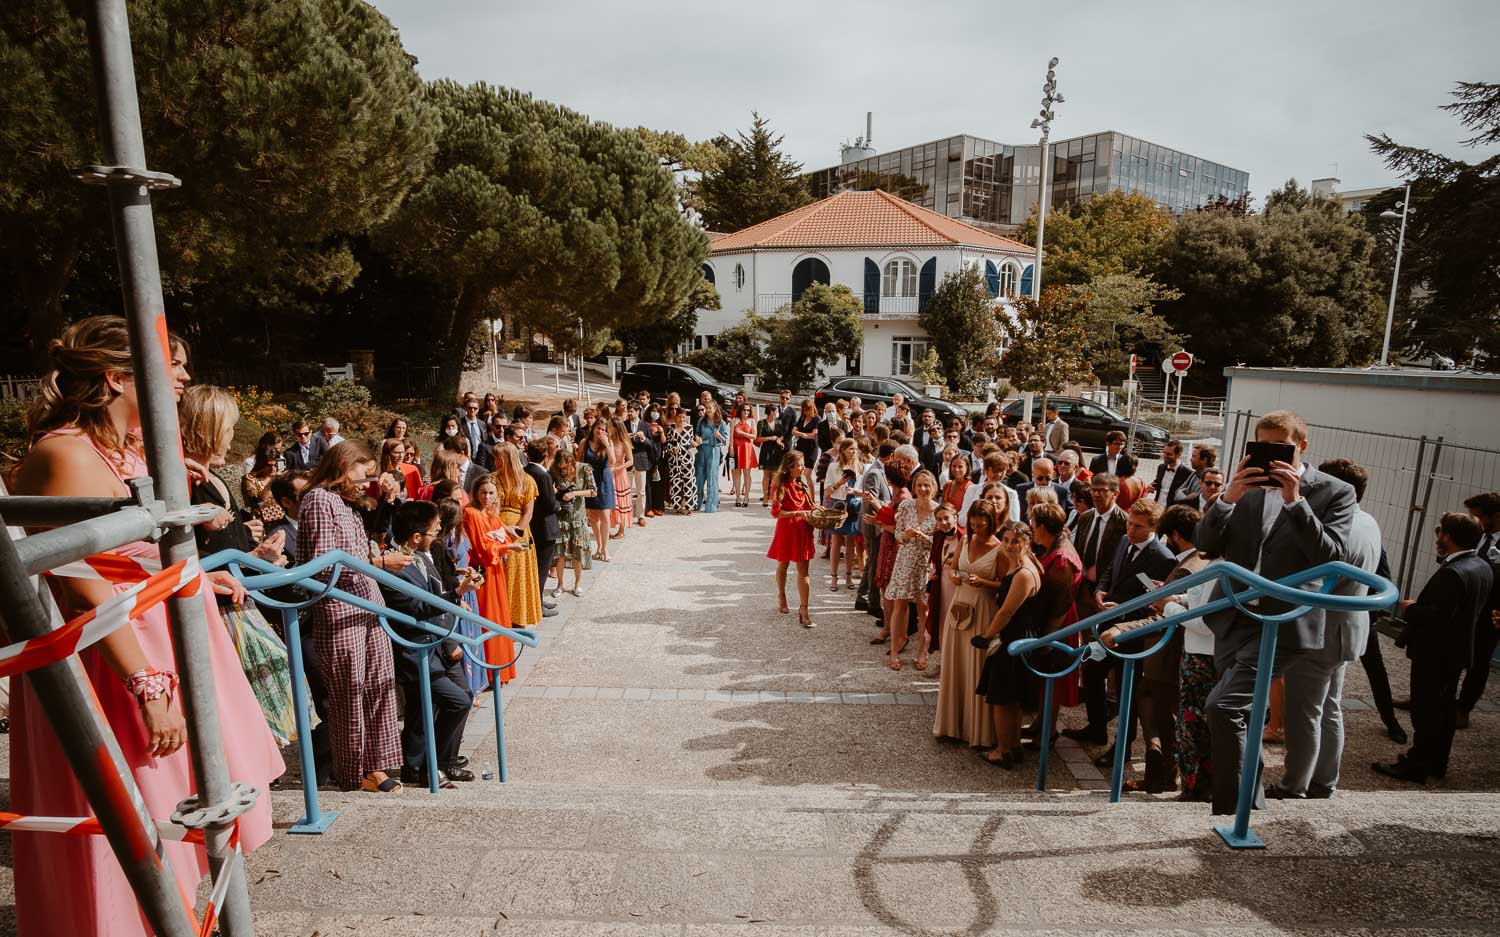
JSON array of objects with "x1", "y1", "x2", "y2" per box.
[
  {"x1": 1024, "y1": 501, "x2": 1084, "y2": 746},
  {"x1": 9, "y1": 316, "x2": 283, "y2": 937}
]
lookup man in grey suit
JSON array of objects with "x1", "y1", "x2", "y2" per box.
[
  {"x1": 1268, "y1": 458, "x2": 1381, "y2": 800},
  {"x1": 307, "y1": 416, "x2": 344, "y2": 465},
  {"x1": 1195, "y1": 409, "x2": 1356, "y2": 815}
]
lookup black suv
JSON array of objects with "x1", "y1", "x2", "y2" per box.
[
  {"x1": 1001, "y1": 396, "x2": 1167, "y2": 455},
  {"x1": 619, "y1": 362, "x2": 739, "y2": 410},
  {"x1": 813, "y1": 376, "x2": 968, "y2": 421}
]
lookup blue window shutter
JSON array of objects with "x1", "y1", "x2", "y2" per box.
[
  {"x1": 918, "y1": 258, "x2": 936, "y2": 312},
  {"x1": 1018, "y1": 263, "x2": 1034, "y2": 298},
  {"x1": 984, "y1": 260, "x2": 999, "y2": 297},
  {"x1": 864, "y1": 258, "x2": 880, "y2": 313}
]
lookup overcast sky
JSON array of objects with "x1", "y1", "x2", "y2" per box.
[{"x1": 372, "y1": 0, "x2": 1497, "y2": 203}]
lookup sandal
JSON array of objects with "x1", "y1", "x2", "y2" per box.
[
  {"x1": 829, "y1": 577, "x2": 839, "y2": 592},
  {"x1": 915, "y1": 654, "x2": 929, "y2": 671},
  {"x1": 870, "y1": 633, "x2": 890, "y2": 645},
  {"x1": 889, "y1": 657, "x2": 902, "y2": 671},
  {"x1": 570, "y1": 586, "x2": 584, "y2": 597},
  {"x1": 361, "y1": 773, "x2": 403, "y2": 793}
]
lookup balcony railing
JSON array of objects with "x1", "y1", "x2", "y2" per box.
[{"x1": 752, "y1": 291, "x2": 930, "y2": 318}]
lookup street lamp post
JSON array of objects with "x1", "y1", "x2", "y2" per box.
[
  {"x1": 1029, "y1": 57, "x2": 1063, "y2": 300},
  {"x1": 1378, "y1": 182, "x2": 1412, "y2": 367}
]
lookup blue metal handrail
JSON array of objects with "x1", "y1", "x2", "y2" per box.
[
  {"x1": 201, "y1": 549, "x2": 538, "y2": 833},
  {"x1": 1007, "y1": 560, "x2": 1399, "y2": 849}
]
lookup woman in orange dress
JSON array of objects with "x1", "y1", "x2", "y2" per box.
[
  {"x1": 462, "y1": 478, "x2": 527, "y2": 683},
  {"x1": 730, "y1": 404, "x2": 759, "y2": 507},
  {"x1": 766, "y1": 451, "x2": 817, "y2": 627}
]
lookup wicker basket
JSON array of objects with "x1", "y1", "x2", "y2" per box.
[{"x1": 806, "y1": 506, "x2": 849, "y2": 531}]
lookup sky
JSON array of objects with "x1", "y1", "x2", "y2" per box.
[{"x1": 371, "y1": 0, "x2": 1498, "y2": 204}]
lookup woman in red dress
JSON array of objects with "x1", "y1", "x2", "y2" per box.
[
  {"x1": 1026, "y1": 501, "x2": 1084, "y2": 748},
  {"x1": 462, "y1": 478, "x2": 529, "y2": 683},
  {"x1": 730, "y1": 404, "x2": 759, "y2": 507},
  {"x1": 766, "y1": 451, "x2": 816, "y2": 627}
]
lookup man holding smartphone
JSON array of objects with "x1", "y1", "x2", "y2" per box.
[{"x1": 1195, "y1": 409, "x2": 1356, "y2": 815}]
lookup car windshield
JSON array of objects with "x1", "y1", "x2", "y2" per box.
[{"x1": 675, "y1": 365, "x2": 717, "y2": 384}]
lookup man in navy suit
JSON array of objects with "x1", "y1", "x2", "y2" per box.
[
  {"x1": 1014, "y1": 457, "x2": 1073, "y2": 520},
  {"x1": 458, "y1": 398, "x2": 487, "y2": 470},
  {"x1": 1375, "y1": 512, "x2": 1494, "y2": 783},
  {"x1": 378, "y1": 501, "x2": 481, "y2": 788},
  {"x1": 306, "y1": 417, "x2": 344, "y2": 466},
  {"x1": 1196, "y1": 410, "x2": 1356, "y2": 814},
  {"x1": 283, "y1": 420, "x2": 315, "y2": 472},
  {"x1": 1066, "y1": 498, "x2": 1176, "y2": 754}
]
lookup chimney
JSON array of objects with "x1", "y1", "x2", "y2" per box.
[{"x1": 866, "y1": 112, "x2": 873, "y2": 147}]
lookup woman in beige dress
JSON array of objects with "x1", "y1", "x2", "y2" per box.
[{"x1": 932, "y1": 500, "x2": 1004, "y2": 747}]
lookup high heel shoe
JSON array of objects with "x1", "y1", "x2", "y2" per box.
[
  {"x1": 799, "y1": 610, "x2": 814, "y2": 629},
  {"x1": 829, "y1": 576, "x2": 839, "y2": 592}
]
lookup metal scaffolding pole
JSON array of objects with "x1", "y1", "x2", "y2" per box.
[
  {"x1": 0, "y1": 510, "x2": 200, "y2": 937},
  {"x1": 81, "y1": 0, "x2": 256, "y2": 933}
]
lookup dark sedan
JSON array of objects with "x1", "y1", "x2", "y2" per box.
[
  {"x1": 619, "y1": 362, "x2": 739, "y2": 411},
  {"x1": 1002, "y1": 396, "x2": 1166, "y2": 455},
  {"x1": 813, "y1": 376, "x2": 968, "y2": 421}
]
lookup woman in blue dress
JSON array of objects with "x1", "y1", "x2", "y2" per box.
[
  {"x1": 579, "y1": 420, "x2": 616, "y2": 561},
  {"x1": 693, "y1": 401, "x2": 729, "y2": 513}
]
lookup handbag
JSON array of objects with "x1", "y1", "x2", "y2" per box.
[
  {"x1": 949, "y1": 598, "x2": 978, "y2": 631},
  {"x1": 223, "y1": 602, "x2": 310, "y2": 746}
]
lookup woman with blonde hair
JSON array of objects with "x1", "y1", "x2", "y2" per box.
[
  {"x1": 607, "y1": 417, "x2": 635, "y2": 539},
  {"x1": 419, "y1": 446, "x2": 465, "y2": 504},
  {"x1": 884, "y1": 468, "x2": 940, "y2": 671},
  {"x1": 9, "y1": 317, "x2": 283, "y2": 937},
  {"x1": 492, "y1": 442, "x2": 542, "y2": 627},
  {"x1": 180, "y1": 384, "x2": 288, "y2": 573}
]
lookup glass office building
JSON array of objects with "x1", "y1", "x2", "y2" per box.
[{"x1": 805, "y1": 131, "x2": 1249, "y2": 231}]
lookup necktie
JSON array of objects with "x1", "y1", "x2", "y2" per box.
[
  {"x1": 1083, "y1": 517, "x2": 1102, "y2": 569},
  {"x1": 1481, "y1": 532, "x2": 1495, "y2": 559}
]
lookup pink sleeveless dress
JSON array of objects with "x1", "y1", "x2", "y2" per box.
[{"x1": 9, "y1": 432, "x2": 285, "y2": 937}]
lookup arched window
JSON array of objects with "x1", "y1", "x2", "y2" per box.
[
  {"x1": 701, "y1": 263, "x2": 715, "y2": 285},
  {"x1": 734, "y1": 263, "x2": 746, "y2": 290},
  {"x1": 882, "y1": 259, "x2": 917, "y2": 297},
  {"x1": 791, "y1": 257, "x2": 830, "y2": 302},
  {"x1": 999, "y1": 263, "x2": 1018, "y2": 298}
]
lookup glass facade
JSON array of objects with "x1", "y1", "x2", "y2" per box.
[{"x1": 806, "y1": 130, "x2": 1249, "y2": 231}]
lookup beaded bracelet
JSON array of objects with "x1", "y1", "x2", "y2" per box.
[{"x1": 124, "y1": 668, "x2": 178, "y2": 705}]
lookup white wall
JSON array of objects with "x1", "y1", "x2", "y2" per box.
[{"x1": 693, "y1": 246, "x2": 1031, "y2": 379}]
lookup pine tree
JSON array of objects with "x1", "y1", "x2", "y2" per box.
[{"x1": 694, "y1": 113, "x2": 812, "y2": 233}]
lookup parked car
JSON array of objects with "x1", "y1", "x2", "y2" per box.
[
  {"x1": 813, "y1": 376, "x2": 968, "y2": 421},
  {"x1": 619, "y1": 362, "x2": 739, "y2": 411},
  {"x1": 1001, "y1": 395, "x2": 1167, "y2": 456}
]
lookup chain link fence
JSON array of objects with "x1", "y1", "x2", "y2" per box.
[{"x1": 1224, "y1": 410, "x2": 1500, "y2": 598}]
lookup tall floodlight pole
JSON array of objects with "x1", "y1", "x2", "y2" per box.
[
  {"x1": 1029, "y1": 57, "x2": 1063, "y2": 300},
  {"x1": 1378, "y1": 183, "x2": 1412, "y2": 367}
]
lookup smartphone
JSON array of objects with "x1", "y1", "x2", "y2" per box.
[
  {"x1": 1136, "y1": 572, "x2": 1158, "y2": 593},
  {"x1": 1245, "y1": 441, "x2": 1296, "y2": 486}
]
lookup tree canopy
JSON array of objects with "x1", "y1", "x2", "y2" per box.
[
  {"x1": 761, "y1": 284, "x2": 863, "y2": 392},
  {"x1": 1157, "y1": 179, "x2": 1384, "y2": 372},
  {"x1": 1069, "y1": 273, "x2": 1183, "y2": 385},
  {"x1": 0, "y1": 0, "x2": 438, "y2": 365},
  {"x1": 918, "y1": 265, "x2": 1003, "y2": 396},
  {"x1": 1365, "y1": 81, "x2": 1500, "y2": 362},
  {"x1": 694, "y1": 112, "x2": 811, "y2": 234},
  {"x1": 997, "y1": 286, "x2": 1095, "y2": 411},
  {"x1": 1017, "y1": 190, "x2": 1176, "y2": 288},
  {"x1": 378, "y1": 81, "x2": 708, "y2": 398}
]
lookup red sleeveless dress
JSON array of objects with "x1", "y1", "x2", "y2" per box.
[{"x1": 766, "y1": 481, "x2": 816, "y2": 562}]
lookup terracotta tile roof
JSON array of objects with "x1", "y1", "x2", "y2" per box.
[
  {"x1": 708, "y1": 190, "x2": 1033, "y2": 254},
  {"x1": 705, "y1": 231, "x2": 730, "y2": 241}
]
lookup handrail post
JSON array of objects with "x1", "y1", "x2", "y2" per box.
[
  {"x1": 1215, "y1": 618, "x2": 1278, "y2": 849},
  {"x1": 420, "y1": 664, "x2": 440, "y2": 794},
  {"x1": 493, "y1": 677, "x2": 509, "y2": 782},
  {"x1": 82, "y1": 0, "x2": 254, "y2": 929},
  {"x1": 1036, "y1": 677, "x2": 1055, "y2": 791},
  {"x1": 281, "y1": 608, "x2": 337, "y2": 834},
  {"x1": 1110, "y1": 660, "x2": 1136, "y2": 803}
]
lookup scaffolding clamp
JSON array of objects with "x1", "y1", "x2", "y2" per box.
[
  {"x1": 73, "y1": 164, "x2": 181, "y2": 190},
  {"x1": 171, "y1": 783, "x2": 259, "y2": 831}
]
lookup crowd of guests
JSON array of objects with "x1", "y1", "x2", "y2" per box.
[{"x1": 764, "y1": 396, "x2": 1499, "y2": 808}]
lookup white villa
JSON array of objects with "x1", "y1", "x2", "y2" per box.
[{"x1": 691, "y1": 190, "x2": 1035, "y2": 380}]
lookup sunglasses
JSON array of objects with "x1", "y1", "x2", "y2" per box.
[{"x1": 295, "y1": 431, "x2": 311, "y2": 438}]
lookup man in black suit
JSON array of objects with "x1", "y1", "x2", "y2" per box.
[
  {"x1": 379, "y1": 501, "x2": 481, "y2": 788},
  {"x1": 524, "y1": 439, "x2": 561, "y2": 618},
  {"x1": 623, "y1": 403, "x2": 657, "y2": 527},
  {"x1": 773, "y1": 387, "x2": 798, "y2": 452},
  {"x1": 1017, "y1": 433, "x2": 1047, "y2": 479},
  {"x1": 1150, "y1": 440, "x2": 1198, "y2": 507},
  {"x1": 1196, "y1": 409, "x2": 1356, "y2": 815},
  {"x1": 1013, "y1": 457, "x2": 1072, "y2": 521},
  {"x1": 1058, "y1": 472, "x2": 1131, "y2": 745},
  {"x1": 283, "y1": 420, "x2": 315, "y2": 472},
  {"x1": 1457, "y1": 491, "x2": 1500, "y2": 728},
  {"x1": 1067, "y1": 498, "x2": 1176, "y2": 755},
  {"x1": 1375, "y1": 512, "x2": 1493, "y2": 783},
  {"x1": 1088, "y1": 430, "x2": 1137, "y2": 480}
]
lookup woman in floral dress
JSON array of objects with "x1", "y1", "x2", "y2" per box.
[
  {"x1": 550, "y1": 448, "x2": 595, "y2": 595},
  {"x1": 884, "y1": 469, "x2": 940, "y2": 671}
]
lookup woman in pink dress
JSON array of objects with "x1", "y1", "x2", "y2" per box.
[
  {"x1": 607, "y1": 418, "x2": 634, "y2": 541},
  {"x1": 9, "y1": 316, "x2": 284, "y2": 937}
]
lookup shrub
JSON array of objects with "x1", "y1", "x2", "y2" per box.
[
  {"x1": 0, "y1": 397, "x2": 27, "y2": 461},
  {"x1": 225, "y1": 385, "x2": 278, "y2": 434},
  {"x1": 294, "y1": 379, "x2": 373, "y2": 420}
]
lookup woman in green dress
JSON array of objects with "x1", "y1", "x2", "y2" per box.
[{"x1": 550, "y1": 448, "x2": 595, "y2": 596}]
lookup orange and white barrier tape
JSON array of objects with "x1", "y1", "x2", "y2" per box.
[
  {"x1": 0, "y1": 558, "x2": 201, "y2": 679},
  {"x1": 0, "y1": 809, "x2": 240, "y2": 937},
  {"x1": 47, "y1": 551, "x2": 163, "y2": 583}
]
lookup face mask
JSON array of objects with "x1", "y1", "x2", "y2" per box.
[
  {"x1": 648, "y1": 410, "x2": 659, "y2": 421},
  {"x1": 445, "y1": 428, "x2": 458, "y2": 437}
]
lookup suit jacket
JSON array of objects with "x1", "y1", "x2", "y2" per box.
[
  {"x1": 1088, "y1": 452, "x2": 1137, "y2": 480},
  {"x1": 461, "y1": 417, "x2": 487, "y2": 468},
  {"x1": 1014, "y1": 480, "x2": 1073, "y2": 520},
  {"x1": 1075, "y1": 505, "x2": 1128, "y2": 584},
  {"x1": 1111, "y1": 551, "x2": 1211, "y2": 678},
  {"x1": 1100, "y1": 534, "x2": 1177, "y2": 607},
  {"x1": 624, "y1": 418, "x2": 658, "y2": 473},
  {"x1": 1153, "y1": 462, "x2": 1198, "y2": 506},
  {"x1": 524, "y1": 461, "x2": 561, "y2": 543},
  {"x1": 284, "y1": 444, "x2": 314, "y2": 473},
  {"x1": 1044, "y1": 418, "x2": 1070, "y2": 453},
  {"x1": 377, "y1": 554, "x2": 461, "y2": 683},
  {"x1": 461, "y1": 461, "x2": 489, "y2": 499},
  {"x1": 1325, "y1": 508, "x2": 1382, "y2": 662},
  {"x1": 306, "y1": 432, "x2": 343, "y2": 466},
  {"x1": 1399, "y1": 552, "x2": 1493, "y2": 671},
  {"x1": 1195, "y1": 463, "x2": 1357, "y2": 652}
]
